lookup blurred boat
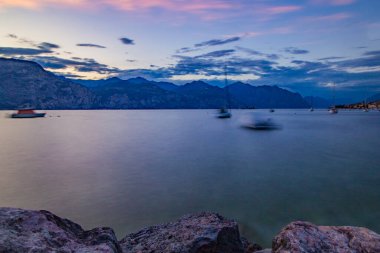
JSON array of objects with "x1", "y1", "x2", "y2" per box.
[
  {"x1": 242, "y1": 113, "x2": 281, "y2": 130},
  {"x1": 269, "y1": 109, "x2": 275, "y2": 113},
  {"x1": 11, "y1": 109, "x2": 46, "y2": 118},
  {"x1": 310, "y1": 108, "x2": 314, "y2": 112}
]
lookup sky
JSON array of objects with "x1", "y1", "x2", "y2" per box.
[{"x1": 1, "y1": 0, "x2": 380, "y2": 102}]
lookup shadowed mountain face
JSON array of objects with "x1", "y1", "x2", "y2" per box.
[
  {"x1": 1, "y1": 58, "x2": 311, "y2": 109},
  {"x1": 304, "y1": 96, "x2": 331, "y2": 109},
  {"x1": 92, "y1": 78, "x2": 190, "y2": 109},
  {"x1": 0, "y1": 58, "x2": 95, "y2": 109},
  {"x1": 228, "y1": 82, "x2": 309, "y2": 109}
]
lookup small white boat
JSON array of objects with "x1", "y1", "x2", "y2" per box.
[
  {"x1": 328, "y1": 107, "x2": 338, "y2": 114},
  {"x1": 11, "y1": 109, "x2": 46, "y2": 118}
]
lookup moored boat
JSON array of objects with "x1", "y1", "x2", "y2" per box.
[
  {"x1": 217, "y1": 108, "x2": 232, "y2": 118},
  {"x1": 11, "y1": 109, "x2": 46, "y2": 118},
  {"x1": 328, "y1": 107, "x2": 338, "y2": 114},
  {"x1": 216, "y1": 65, "x2": 232, "y2": 119}
]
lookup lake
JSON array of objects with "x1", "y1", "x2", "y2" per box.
[{"x1": 0, "y1": 109, "x2": 379, "y2": 246}]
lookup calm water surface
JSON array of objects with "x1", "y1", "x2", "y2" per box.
[{"x1": 0, "y1": 109, "x2": 379, "y2": 246}]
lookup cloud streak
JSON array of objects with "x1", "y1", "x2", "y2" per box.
[
  {"x1": 0, "y1": 47, "x2": 53, "y2": 56},
  {"x1": 284, "y1": 47, "x2": 309, "y2": 55},
  {"x1": 310, "y1": 0, "x2": 356, "y2": 6},
  {"x1": 77, "y1": 43, "x2": 106, "y2": 48},
  {"x1": 195, "y1": 37, "x2": 240, "y2": 47}
]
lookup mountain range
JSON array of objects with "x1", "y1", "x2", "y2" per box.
[{"x1": 0, "y1": 57, "x2": 336, "y2": 109}]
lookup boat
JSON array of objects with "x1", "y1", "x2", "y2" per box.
[
  {"x1": 328, "y1": 107, "x2": 338, "y2": 114},
  {"x1": 242, "y1": 113, "x2": 281, "y2": 130},
  {"x1": 11, "y1": 109, "x2": 46, "y2": 118},
  {"x1": 309, "y1": 96, "x2": 314, "y2": 111},
  {"x1": 217, "y1": 108, "x2": 232, "y2": 118},
  {"x1": 269, "y1": 109, "x2": 275, "y2": 113},
  {"x1": 363, "y1": 99, "x2": 369, "y2": 112},
  {"x1": 216, "y1": 65, "x2": 232, "y2": 119},
  {"x1": 328, "y1": 82, "x2": 338, "y2": 114}
]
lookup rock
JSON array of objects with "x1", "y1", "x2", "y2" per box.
[
  {"x1": 119, "y1": 212, "x2": 261, "y2": 253},
  {"x1": 254, "y1": 250, "x2": 271, "y2": 253},
  {"x1": 0, "y1": 207, "x2": 121, "y2": 252},
  {"x1": 241, "y1": 237, "x2": 263, "y2": 253},
  {"x1": 272, "y1": 221, "x2": 380, "y2": 253}
]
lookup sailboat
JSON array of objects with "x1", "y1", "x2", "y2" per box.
[
  {"x1": 328, "y1": 83, "x2": 338, "y2": 114},
  {"x1": 363, "y1": 99, "x2": 369, "y2": 112},
  {"x1": 309, "y1": 96, "x2": 314, "y2": 112},
  {"x1": 217, "y1": 65, "x2": 232, "y2": 119}
]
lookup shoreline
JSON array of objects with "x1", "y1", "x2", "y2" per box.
[{"x1": 1, "y1": 207, "x2": 379, "y2": 252}]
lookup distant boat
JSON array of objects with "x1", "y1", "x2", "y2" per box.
[
  {"x1": 269, "y1": 109, "x2": 275, "y2": 113},
  {"x1": 309, "y1": 96, "x2": 314, "y2": 111},
  {"x1": 328, "y1": 107, "x2": 338, "y2": 114},
  {"x1": 329, "y1": 82, "x2": 338, "y2": 114},
  {"x1": 11, "y1": 109, "x2": 46, "y2": 118},
  {"x1": 217, "y1": 65, "x2": 232, "y2": 119},
  {"x1": 217, "y1": 108, "x2": 232, "y2": 118},
  {"x1": 363, "y1": 99, "x2": 369, "y2": 112}
]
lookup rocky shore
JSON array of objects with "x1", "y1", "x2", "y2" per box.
[{"x1": 1, "y1": 207, "x2": 379, "y2": 252}]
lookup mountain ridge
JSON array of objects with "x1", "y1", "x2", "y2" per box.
[{"x1": 0, "y1": 57, "x2": 321, "y2": 109}]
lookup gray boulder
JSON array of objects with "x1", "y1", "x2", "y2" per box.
[
  {"x1": 119, "y1": 212, "x2": 261, "y2": 253},
  {"x1": 0, "y1": 207, "x2": 121, "y2": 252},
  {"x1": 272, "y1": 221, "x2": 380, "y2": 253}
]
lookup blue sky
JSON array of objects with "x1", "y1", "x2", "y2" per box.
[{"x1": 1, "y1": 0, "x2": 380, "y2": 102}]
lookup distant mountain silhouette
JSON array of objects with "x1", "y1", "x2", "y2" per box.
[
  {"x1": 0, "y1": 57, "x2": 310, "y2": 109},
  {"x1": 0, "y1": 58, "x2": 95, "y2": 109},
  {"x1": 304, "y1": 96, "x2": 331, "y2": 109},
  {"x1": 73, "y1": 77, "x2": 122, "y2": 88},
  {"x1": 228, "y1": 82, "x2": 308, "y2": 109}
]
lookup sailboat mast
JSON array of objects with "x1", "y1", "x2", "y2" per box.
[
  {"x1": 224, "y1": 65, "x2": 228, "y2": 87},
  {"x1": 224, "y1": 64, "x2": 230, "y2": 110}
]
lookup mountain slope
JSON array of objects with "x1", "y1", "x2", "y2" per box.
[
  {"x1": 0, "y1": 58, "x2": 95, "y2": 109},
  {"x1": 91, "y1": 78, "x2": 188, "y2": 109},
  {"x1": 1, "y1": 58, "x2": 310, "y2": 109},
  {"x1": 228, "y1": 82, "x2": 308, "y2": 109},
  {"x1": 304, "y1": 96, "x2": 331, "y2": 108}
]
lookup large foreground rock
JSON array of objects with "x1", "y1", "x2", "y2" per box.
[
  {"x1": 2, "y1": 207, "x2": 380, "y2": 253},
  {"x1": 273, "y1": 221, "x2": 380, "y2": 253},
  {"x1": 0, "y1": 207, "x2": 121, "y2": 252},
  {"x1": 119, "y1": 212, "x2": 261, "y2": 253}
]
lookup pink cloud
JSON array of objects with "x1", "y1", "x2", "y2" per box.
[
  {"x1": 307, "y1": 12, "x2": 352, "y2": 21},
  {"x1": 310, "y1": 0, "x2": 356, "y2": 6},
  {"x1": 262, "y1": 5, "x2": 303, "y2": 15},
  {"x1": 0, "y1": 0, "x2": 233, "y2": 13}
]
